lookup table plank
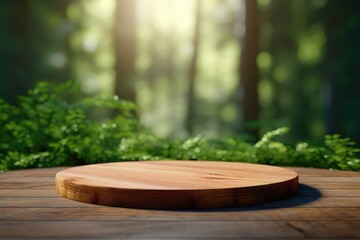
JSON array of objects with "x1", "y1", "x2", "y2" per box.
[
  {"x1": 2, "y1": 166, "x2": 353, "y2": 177},
  {"x1": 1, "y1": 181, "x2": 359, "y2": 191},
  {"x1": 0, "y1": 167, "x2": 62, "y2": 177},
  {"x1": 0, "y1": 196, "x2": 358, "y2": 208},
  {"x1": 287, "y1": 221, "x2": 360, "y2": 239},
  {"x1": 0, "y1": 182, "x2": 55, "y2": 189},
  {"x1": 0, "y1": 207, "x2": 359, "y2": 221},
  {"x1": 0, "y1": 189, "x2": 58, "y2": 197},
  {"x1": 291, "y1": 167, "x2": 360, "y2": 177},
  {"x1": 299, "y1": 176, "x2": 360, "y2": 183},
  {"x1": 0, "y1": 220, "x2": 359, "y2": 239},
  {"x1": 0, "y1": 177, "x2": 56, "y2": 182},
  {"x1": 2, "y1": 188, "x2": 359, "y2": 198}
]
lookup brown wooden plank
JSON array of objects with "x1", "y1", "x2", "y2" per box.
[
  {"x1": 0, "y1": 176, "x2": 356, "y2": 188},
  {"x1": 298, "y1": 182, "x2": 360, "y2": 189},
  {"x1": 299, "y1": 177, "x2": 360, "y2": 183},
  {"x1": 291, "y1": 167, "x2": 360, "y2": 177},
  {"x1": 297, "y1": 189, "x2": 360, "y2": 197},
  {"x1": 0, "y1": 177, "x2": 55, "y2": 182},
  {"x1": 0, "y1": 179, "x2": 358, "y2": 191},
  {"x1": 0, "y1": 207, "x2": 359, "y2": 221},
  {"x1": 287, "y1": 220, "x2": 360, "y2": 238},
  {"x1": 0, "y1": 196, "x2": 359, "y2": 209},
  {"x1": 0, "y1": 220, "x2": 305, "y2": 239},
  {"x1": 0, "y1": 167, "x2": 65, "y2": 177},
  {"x1": 0, "y1": 189, "x2": 58, "y2": 197},
  {"x1": 0, "y1": 186, "x2": 359, "y2": 198},
  {"x1": 0, "y1": 197, "x2": 97, "y2": 208},
  {"x1": 0, "y1": 220, "x2": 359, "y2": 239},
  {"x1": 268, "y1": 197, "x2": 360, "y2": 208},
  {"x1": 1, "y1": 166, "x2": 359, "y2": 178},
  {"x1": 259, "y1": 197, "x2": 360, "y2": 208},
  {"x1": 0, "y1": 166, "x2": 358, "y2": 181},
  {"x1": 0, "y1": 179, "x2": 358, "y2": 195},
  {"x1": 0, "y1": 182, "x2": 54, "y2": 190}
]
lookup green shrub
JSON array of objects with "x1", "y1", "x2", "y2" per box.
[
  {"x1": 1, "y1": 81, "x2": 359, "y2": 171},
  {"x1": 0, "y1": 81, "x2": 140, "y2": 170}
]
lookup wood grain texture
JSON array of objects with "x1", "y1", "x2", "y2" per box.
[
  {"x1": 0, "y1": 165, "x2": 359, "y2": 239},
  {"x1": 1, "y1": 207, "x2": 359, "y2": 221},
  {"x1": 1, "y1": 220, "x2": 359, "y2": 239},
  {"x1": 56, "y1": 161, "x2": 299, "y2": 209}
]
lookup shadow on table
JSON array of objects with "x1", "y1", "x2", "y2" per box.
[{"x1": 180, "y1": 184, "x2": 322, "y2": 212}]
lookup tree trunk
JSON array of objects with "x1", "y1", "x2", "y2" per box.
[
  {"x1": 239, "y1": 0, "x2": 260, "y2": 140},
  {"x1": 2, "y1": 0, "x2": 33, "y2": 104},
  {"x1": 185, "y1": 0, "x2": 201, "y2": 135},
  {"x1": 322, "y1": 0, "x2": 360, "y2": 145},
  {"x1": 113, "y1": 0, "x2": 136, "y2": 102}
]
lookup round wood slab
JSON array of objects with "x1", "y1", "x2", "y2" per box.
[{"x1": 56, "y1": 161, "x2": 298, "y2": 209}]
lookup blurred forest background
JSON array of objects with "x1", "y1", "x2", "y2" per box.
[{"x1": 0, "y1": 0, "x2": 359, "y2": 144}]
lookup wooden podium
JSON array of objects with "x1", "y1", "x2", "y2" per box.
[{"x1": 56, "y1": 161, "x2": 298, "y2": 209}]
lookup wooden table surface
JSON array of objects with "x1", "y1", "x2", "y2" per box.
[{"x1": 0, "y1": 166, "x2": 359, "y2": 239}]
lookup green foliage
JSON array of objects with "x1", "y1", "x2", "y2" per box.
[
  {"x1": 323, "y1": 135, "x2": 360, "y2": 171},
  {"x1": 0, "y1": 82, "x2": 359, "y2": 172},
  {"x1": 0, "y1": 81, "x2": 139, "y2": 170}
]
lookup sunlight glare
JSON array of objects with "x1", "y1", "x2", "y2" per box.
[{"x1": 137, "y1": 0, "x2": 195, "y2": 34}]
